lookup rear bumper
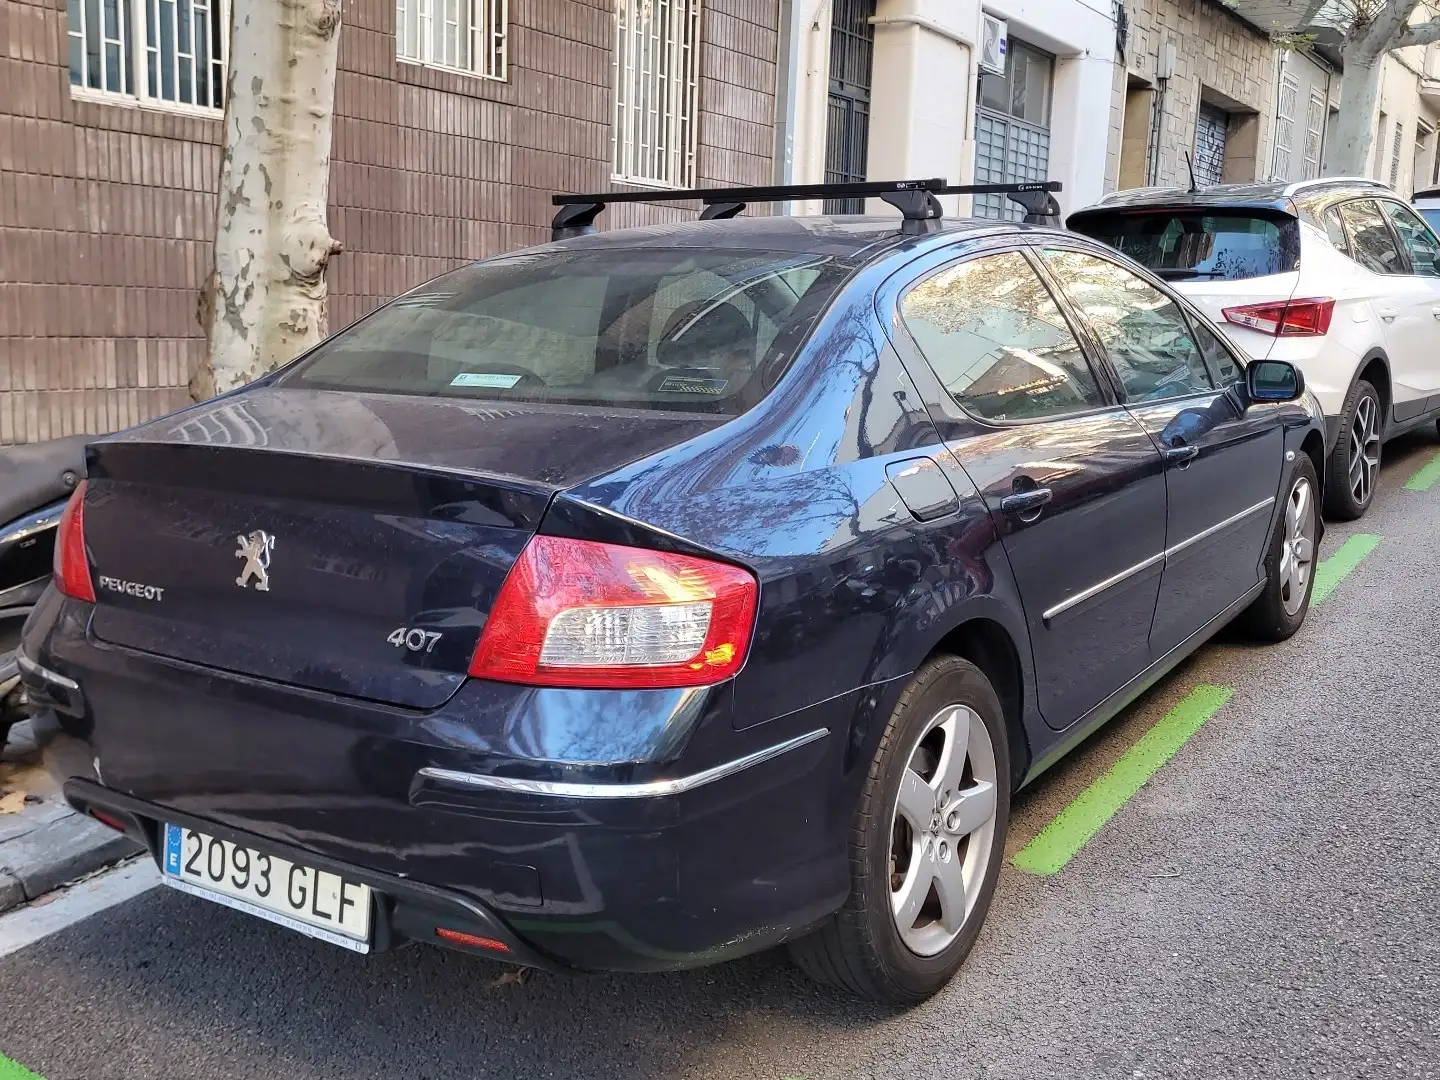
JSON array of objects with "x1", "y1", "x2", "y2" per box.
[
  {"x1": 20, "y1": 592, "x2": 864, "y2": 973},
  {"x1": 63, "y1": 777, "x2": 560, "y2": 969}
]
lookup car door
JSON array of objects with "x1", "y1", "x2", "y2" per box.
[
  {"x1": 1375, "y1": 199, "x2": 1440, "y2": 414},
  {"x1": 1334, "y1": 198, "x2": 1432, "y2": 420},
  {"x1": 1038, "y1": 246, "x2": 1283, "y2": 655},
  {"x1": 888, "y1": 244, "x2": 1169, "y2": 729}
]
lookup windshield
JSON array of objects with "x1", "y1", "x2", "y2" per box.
[
  {"x1": 1070, "y1": 210, "x2": 1300, "y2": 281},
  {"x1": 283, "y1": 247, "x2": 854, "y2": 414}
]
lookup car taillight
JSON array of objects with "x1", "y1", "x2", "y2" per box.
[
  {"x1": 1223, "y1": 297, "x2": 1334, "y2": 336},
  {"x1": 53, "y1": 480, "x2": 96, "y2": 603},
  {"x1": 469, "y1": 535, "x2": 758, "y2": 689}
]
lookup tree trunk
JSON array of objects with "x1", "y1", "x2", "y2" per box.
[
  {"x1": 1324, "y1": 47, "x2": 1384, "y2": 178},
  {"x1": 192, "y1": 0, "x2": 344, "y2": 403}
]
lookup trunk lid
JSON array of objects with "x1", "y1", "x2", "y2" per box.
[{"x1": 83, "y1": 388, "x2": 723, "y2": 709}]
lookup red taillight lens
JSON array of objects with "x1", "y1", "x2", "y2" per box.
[
  {"x1": 1223, "y1": 297, "x2": 1334, "y2": 337},
  {"x1": 469, "y1": 535, "x2": 758, "y2": 689},
  {"x1": 53, "y1": 480, "x2": 96, "y2": 603}
]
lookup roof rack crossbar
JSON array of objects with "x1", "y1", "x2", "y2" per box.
[{"x1": 549, "y1": 179, "x2": 1065, "y2": 239}]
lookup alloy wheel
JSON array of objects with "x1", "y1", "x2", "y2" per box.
[
  {"x1": 888, "y1": 704, "x2": 998, "y2": 957},
  {"x1": 1348, "y1": 395, "x2": 1380, "y2": 507},
  {"x1": 1279, "y1": 473, "x2": 1316, "y2": 616}
]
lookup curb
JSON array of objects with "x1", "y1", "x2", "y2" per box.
[{"x1": 0, "y1": 812, "x2": 144, "y2": 915}]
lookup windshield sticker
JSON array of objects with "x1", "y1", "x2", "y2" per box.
[
  {"x1": 451, "y1": 372, "x2": 525, "y2": 388},
  {"x1": 657, "y1": 375, "x2": 728, "y2": 395}
]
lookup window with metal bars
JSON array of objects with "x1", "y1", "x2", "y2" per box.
[
  {"x1": 824, "y1": 0, "x2": 875, "y2": 213},
  {"x1": 67, "y1": 0, "x2": 229, "y2": 112},
  {"x1": 611, "y1": 0, "x2": 701, "y2": 189},
  {"x1": 1390, "y1": 121, "x2": 1404, "y2": 189},
  {"x1": 1272, "y1": 74, "x2": 1297, "y2": 180},
  {"x1": 396, "y1": 0, "x2": 507, "y2": 80}
]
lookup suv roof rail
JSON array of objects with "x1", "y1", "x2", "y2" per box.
[
  {"x1": 1281, "y1": 176, "x2": 1390, "y2": 197},
  {"x1": 549, "y1": 178, "x2": 1064, "y2": 241}
]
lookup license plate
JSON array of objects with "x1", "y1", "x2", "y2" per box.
[{"x1": 162, "y1": 824, "x2": 373, "y2": 953}]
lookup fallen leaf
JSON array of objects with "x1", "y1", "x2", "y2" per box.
[
  {"x1": 489, "y1": 967, "x2": 532, "y2": 988},
  {"x1": 0, "y1": 790, "x2": 26, "y2": 814}
]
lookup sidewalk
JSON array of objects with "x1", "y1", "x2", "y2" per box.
[{"x1": 0, "y1": 720, "x2": 141, "y2": 913}]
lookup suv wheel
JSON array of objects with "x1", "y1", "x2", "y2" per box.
[
  {"x1": 1325, "y1": 378, "x2": 1381, "y2": 520},
  {"x1": 787, "y1": 655, "x2": 1010, "y2": 1004}
]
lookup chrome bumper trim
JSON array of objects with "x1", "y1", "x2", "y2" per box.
[
  {"x1": 417, "y1": 727, "x2": 829, "y2": 799},
  {"x1": 16, "y1": 650, "x2": 79, "y2": 692}
]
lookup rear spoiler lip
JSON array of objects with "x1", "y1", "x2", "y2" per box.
[
  {"x1": 85, "y1": 440, "x2": 559, "y2": 532},
  {"x1": 1066, "y1": 201, "x2": 1301, "y2": 229}
]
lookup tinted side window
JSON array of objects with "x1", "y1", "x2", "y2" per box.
[
  {"x1": 1381, "y1": 200, "x2": 1440, "y2": 277},
  {"x1": 1337, "y1": 200, "x2": 1406, "y2": 275},
  {"x1": 1188, "y1": 316, "x2": 1240, "y2": 384},
  {"x1": 1041, "y1": 249, "x2": 1214, "y2": 402},
  {"x1": 899, "y1": 251, "x2": 1106, "y2": 422}
]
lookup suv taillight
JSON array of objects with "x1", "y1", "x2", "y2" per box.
[
  {"x1": 469, "y1": 535, "x2": 758, "y2": 689},
  {"x1": 1223, "y1": 297, "x2": 1335, "y2": 337},
  {"x1": 53, "y1": 480, "x2": 96, "y2": 602}
]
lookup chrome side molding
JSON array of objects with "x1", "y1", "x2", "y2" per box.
[{"x1": 417, "y1": 727, "x2": 830, "y2": 800}]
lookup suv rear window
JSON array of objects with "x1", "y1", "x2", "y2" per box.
[
  {"x1": 1068, "y1": 210, "x2": 1300, "y2": 282},
  {"x1": 283, "y1": 248, "x2": 854, "y2": 414}
]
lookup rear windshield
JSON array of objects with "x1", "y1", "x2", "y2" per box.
[
  {"x1": 1418, "y1": 207, "x2": 1440, "y2": 235},
  {"x1": 282, "y1": 247, "x2": 853, "y2": 414},
  {"x1": 1069, "y1": 210, "x2": 1300, "y2": 281}
]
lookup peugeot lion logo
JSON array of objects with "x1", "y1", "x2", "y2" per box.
[{"x1": 234, "y1": 530, "x2": 276, "y2": 591}]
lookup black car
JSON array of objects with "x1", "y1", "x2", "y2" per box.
[{"x1": 21, "y1": 179, "x2": 1325, "y2": 1004}]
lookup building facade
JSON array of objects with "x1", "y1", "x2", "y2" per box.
[
  {"x1": 1104, "y1": 0, "x2": 1276, "y2": 194},
  {"x1": 0, "y1": 0, "x2": 779, "y2": 444}
]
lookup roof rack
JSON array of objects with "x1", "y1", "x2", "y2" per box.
[{"x1": 549, "y1": 178, "x2": 1063, "y2": 241}]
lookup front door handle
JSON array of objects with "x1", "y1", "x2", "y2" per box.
[
  {"x1": 1163, "y1": 444, "x2": 1201, "y2": 467},
  {"x1": 1431, "y1": 306, "x2": 1440, "y2": 320},
  {"x1": 999, "y1": 488, "x2": 1054, "y2": 516}
]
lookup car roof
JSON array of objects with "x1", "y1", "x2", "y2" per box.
[
  {"x1": 1070, "y1": 178, "x2": 1395, "y2": 220},
  {"x1": 539, "y1": 214, "x2": 1016, "y2": 262}
]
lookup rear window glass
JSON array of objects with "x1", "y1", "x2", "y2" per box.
[
  {"x1": 1069, "y1": 211, "x2": 1300, "y2": 282},
  {"x1": 1417, "y1": 206, "x2": 1440, "y2": 235},
  {"x1": 282, "y1": 248, "x2": 854, "y2": 414}
]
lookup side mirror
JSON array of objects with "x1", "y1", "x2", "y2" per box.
[{"x1": 1246, "y1": 360, "x2": 1305, "y2": 402}]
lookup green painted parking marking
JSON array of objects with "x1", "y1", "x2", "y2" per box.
[
  {"x1": 0, "y1": 1054, "x2": 44, "y2": 1080},
  {"x1": 1012, "y1": 685, "x2": 1233, "y2": 877},
  {"x1": 1311, "y1": 533, "x2": 1381, "y2": 605},
  {"x1": 1403, "y1": 452, "x2": 1440, "y2": 492}
]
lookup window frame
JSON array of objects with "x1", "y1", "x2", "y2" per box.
[
  {"x1": 1333, "y1": 197, "x2": 1412, "y2": 277},
  {"x1": 1033, "y1": 242, "x2": 1223, "y2": 409},
  {"x1": 884, "y1": 240, "x2": 1120, "y2": 430},
  {"x1": 1376, "y1": 198, "x2": 1440, "y2": 277},
  {"x1": 395, "y1": 0, "x2": 509, "y2": 82},
  {"x1": 610, "y1": 0, "x2": 703, "y2": 189},
  {"x1": 67, "y1": 0, "x2": 231, "y2": 117}
]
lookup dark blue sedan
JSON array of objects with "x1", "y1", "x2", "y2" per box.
[{"x1": 21, "y1": 180, "x2": 1325, "y2": 1004}]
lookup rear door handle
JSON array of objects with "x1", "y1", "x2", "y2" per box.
[
  {"x1": 999, "y1": 488, "x2": 1053, "y2": 515},
  {"x1": 1378, "y1": 308, "x2": 1398, "y2": 322},
  {"x1": 1163, "y1": 444, "x2": 1201, "y2": 467}
]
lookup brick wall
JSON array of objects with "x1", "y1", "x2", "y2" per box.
[
  {"x1": 1104, "y1": 0, "x2": 1276, "y2": 192},
  {"x1": 0, "y1": 0, "x2": 778, "y2": 445}
]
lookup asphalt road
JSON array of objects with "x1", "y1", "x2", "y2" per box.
[{"x1": 2, "y1": 433, "x2": 1438, "y2": 1080}]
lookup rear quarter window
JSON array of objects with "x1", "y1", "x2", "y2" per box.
[{"x1": 1069, "y1": 210, "x2": 1301, "y2": 282}]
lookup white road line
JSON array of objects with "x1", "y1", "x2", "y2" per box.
[{"x1": 0, "y1": 858, "x2": 159, "y2": 959}]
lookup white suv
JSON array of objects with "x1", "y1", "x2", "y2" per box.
[{"x1": 1069, "y1": 178, "x2": 1440, "y2": 519}]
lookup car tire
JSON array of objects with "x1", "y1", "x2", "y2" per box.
[
  {"x1": 1324, "y1": 378, "x2": 1382, "y2": 521},
  {"x1": 1237, "y1": 455, "x2": 1320, "y2": 642},
  {"x1": 787, "y1": 654, "x2": 1010, "y2": 1005}
]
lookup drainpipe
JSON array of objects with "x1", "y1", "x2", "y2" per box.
[
  {"x1": 1147, "y1": 40, "x2": 1176, "y2": 185},
  {"x1": 774, "y1": 0, "x2": 803, "y2": 193}
]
